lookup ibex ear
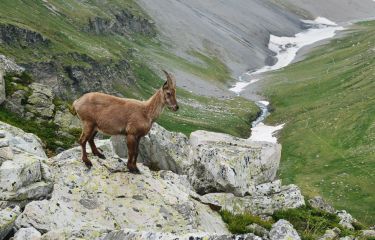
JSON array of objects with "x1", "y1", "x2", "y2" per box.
[{"x1": 162, "y1": 69, "x2": 174, "y2": 88}]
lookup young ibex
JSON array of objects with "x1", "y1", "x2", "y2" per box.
[{"x1": 72, "y1": 70, "x2": 178, "y2": 173}]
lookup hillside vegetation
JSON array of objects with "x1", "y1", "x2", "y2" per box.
[
  {"x1": 263, "y1": 21, "x2": 375, "y2": 224},
  {"x1": 0, "y1": 0, "x2": 258, "y2": 145}
]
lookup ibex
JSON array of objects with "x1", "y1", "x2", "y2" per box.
[{"x1": 72, "y1": 70, "x2": 178, "y2": 173}]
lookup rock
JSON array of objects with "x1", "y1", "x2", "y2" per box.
[
  {"x1": 54, "y1": 107, "x2": 81, "y2": 131},
  {"x1": 269, "y1": 220, "x2": 301, "y2": 240},
  {"x1": 0, "y1": 70, "x2": 5, "y2": 104},
  {"x1": 361, "y1": 230, "x2": 375, "y2": 238},
  {"x1": 0, "y1": 141, "x2": 13, "y2": 165},
  {"x1": 336, "y1": 210, "x2": 356, "y2": 230},
  {"x1": 0, "y1": 157, "x2": 41, "y2": 192},
  {"x1": 26, "y1": 83, "x2": 55, "y2": 119},
  {"x1": 0, "y1": 54, "x2": 25, "y2": 74},
  {"x1": 13, "y1": 227, "x2": 42, "y2": 240},
  {"x1": 188, "y1": 130, "x2": 281, "y2": 196},
  {"x1": 199, "y1": 183, "x2": 304, "y2": 215},
  {"x1": 0, "y1": 121, "x2": 47, "y2": 158},
  {"x1": 87, "y1": 10, "x2": 156, "y2": 36},
  {"x1": 246, "y1": 223, "x2": 269, "y2": 239},
  {"x1": 0, "y1": 206, "x2": 20, "y2": 240},
  {"x1": 102, "y1": 229, "x2": 262, "y2": 240},
  {"x1": 16, "y1": 141, "x2": 228, "y2": 238},
  {"x1": 308, "y1": 196, "x2": 335, "y2": 214},
  {"x1": 111, "y1": 123, "x2": 191, "y2": 173},
  {"x1": 318, "y1": 227, "x2": 341, "y2": 240},
  {"x1": 0, "y1": 24, "x2": 49, "y2": 47},
  {"x1": 339, "y1": 236, "x2": 355, "y2": 240},
  {"x1": 4, "y1": 90, "x2": 27, "y2": 116}
]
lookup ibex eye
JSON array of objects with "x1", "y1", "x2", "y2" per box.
[{"x1": 167, "y1": 92, "x2": 171, "y2": 96}]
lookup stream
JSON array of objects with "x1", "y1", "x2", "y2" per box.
[{"x1": 230, "y1": 17, "x2": 344, "y2": 143}]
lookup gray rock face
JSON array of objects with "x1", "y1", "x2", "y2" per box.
[
  {"x1": 319, "y1": 227, "x2": 341, "y2": 240},
  {"x1": 16, "y1": 141, "x2": 228, "y2": 239},
  {"x1": 0, "y1": 54, "x2": 25, "y2": 74},
  {"x1": 0, "y1": 206, "x2": 20, "y2": 240},
  {"x1": 361, "y1": 230, "x2": 375, "y2": 238},
  {"x1": 0, "y1": 70, "x2": 5, "y2": 104},
  {"x1": 0, "y1": 121, "x2": 53, "y2": 207},
  {"x1": 13, "y1": 227, "x2": 42, "y2": 240},
  {"x1": 0, "y1": 24, "x2": 49, "y2": 47},
  {"x1": 54, "y1": 107, "x2": 81, "y2": 131},
  {"x1": 246, "y1": 223, "x2": 269, "y2": 239},
  {"x1": 26, "y1": 83, "x2": 55, "y2": 119},
  {"x1": 269, "y1": 220, "x2": 301, "y2": 240},
  {"x1": 102, "y1": 229, "x2": 262, "y2": 240},
  {"x1": 199, "y1": 182, "x2": 305, "y2": 215},
  {"x1": 4, "y1": 90, "x2": 27, "y2": 116},
  {"x1": 87, "y1": 10, "x2": 156, "y2": 36},
  {"x1": 111, "y1": 123, "x2": 190, "y2": 173},
  {"x1": 308, "y1": 196, "x2": 335, "y2": 214},
  {"x1": 188, "y1": 130, "x2": 281, "y2": 196},
  {"x1": 0, "y1": 121, "x2": 46, "y2": 158},
  {"x1": 336, "y1": 210, "x2": 357, "y2": 230}
]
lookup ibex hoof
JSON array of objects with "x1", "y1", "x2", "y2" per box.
[
  {"x1": 128, "y1": 167, "x2": 141, "y2": 174},
  {"x1": 83, "y1": 159, "x2": 93, "y2": 168}
]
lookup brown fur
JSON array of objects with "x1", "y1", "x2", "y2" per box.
[{"x1": 73, "y1": 70, "x2": 178, "y2": 173}]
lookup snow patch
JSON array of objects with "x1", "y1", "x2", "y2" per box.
[
  {"x1": 229, "y1": 79, "x2": 259, "y2": 93},
  {"x1": 249, "y1": 123, "x2": 285, "y2": 143}
]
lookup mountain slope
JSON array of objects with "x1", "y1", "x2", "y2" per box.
[{"x1": 261, "y1": 21, "x2": 375, "y2": 224}]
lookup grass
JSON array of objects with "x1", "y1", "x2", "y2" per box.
[
  {"x1": 261, "y1": 21, "x2": 375, "y2": 224},
  {"x1": 0, "y1": 107, "x2": 78, "y2": 155},
  {"x1": 220, "y1": 210, "x2": 273, "y2": 234},
  {"x1": 220, "y1": 202, "x2": 368, "y2": 240}
]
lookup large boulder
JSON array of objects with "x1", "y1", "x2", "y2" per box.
[
  {"x1": 269, "y1": 220, "x2": 300, "y2": 240},
  {"x1": 188, "y1": 130, "x2": 281, "y2": 196},
  {"x1": 0, "y1": 121, "x2": 46, "y2": 158},
  {"x1": 199, "y1": 181, "x2": 305, "y2": 215},
  {"x1": 0, "y1": 121, "x2": 53, "y2": 207},
  {"x1": 25, "y1": 83, "x2": 55, "y2": 119},
  {"x1": 336, "y1": 210, "x2": 357, "y2": 230},
  {"x1": 16, "y1": 140, "x2": 228, "y2": 239},
  {"x1": 13, "y1": 227, "x2": 42, "y2": 240},
  {"x1": 111, "y1": 123, "x2": 191, "y2": 173},
  {"x1": 0, "y1": 206, "x2": 21, "y2": 239}
]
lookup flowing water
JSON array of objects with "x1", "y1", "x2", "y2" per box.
[{"x1": 230, "y1": 17, "x2": 344, "y2": 143}]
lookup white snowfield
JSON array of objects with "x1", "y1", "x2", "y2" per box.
[{"x1": 231, "y1": 17, "x2": 343, "y2": 143}]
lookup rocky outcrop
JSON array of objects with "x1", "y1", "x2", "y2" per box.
[
  {"x1": 188, "y1": 131, "x2": 281, "y2": 196},
  {"x1": 54, "y1": 107, "x2": 81, "y2": 131},
  {"x1": 87, "y1": 10, "x2": 156, "y2": 36},
  {"x1": 0, "y1": 54, "x2": 25, "y2": 105},
  {"x1": 25, "y1": 83, "x2": 55, "y2": 119},
  {"x1": 336, "y1": 210, "x2": 357, "y2": 230},
  {"x1": 15, "y1": 140, "x2": 228, "y2": 239},
  {"x1": 308, "y1": 196, "x2": 335, "y2": 214},
  {"x1": 0, "y1": 122, "x2": 52, "y2": 209},
  {"x1": 0, "y1": 206, "x2": 20, "y2": 240},
  {"x1": 13, "y1": 227, "x2": 41, "y2": 240},
  {"x1": 269, "y1": 220, "x2": 300, "y2": 240},
  {"x1": 112, "y1": 125, "x2": 282, "y2": 197},
  {"x1": 111, "y1": 123, "x2": 190, "y2": 173},
  {"x1": 198, "y1": 181, "x2": 305, "y2": 215},
  {"x1": 319, "y1": 227, "x2": 341, "y2": 240},
  {"x1": 0, "y1": 24, "x2": 49, "y2": 47}
]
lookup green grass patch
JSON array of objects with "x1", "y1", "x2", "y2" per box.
[
  {"x1": 220, "y1": 210, "x2": 273, "y2": 234},
  {"x1": 0, "y1": 107, "x2": 78, "y2": 155},
  {"x1": 262, "y1": 21, "x2": 375, "y2": 224}
]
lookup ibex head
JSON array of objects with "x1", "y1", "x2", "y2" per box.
[{"x1": 162, "y1": 70, "x2": 179, "y2": 111}]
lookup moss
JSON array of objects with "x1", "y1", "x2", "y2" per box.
[
  {"x1": 220, "y1": 210, "x2": 273, "y2": 234},
  {"x1": 0, "y1": 107, "x2": 78, "y2": 155},
  {"x1": 4, "y1": 72, "x2": 33, "y2": 97}
]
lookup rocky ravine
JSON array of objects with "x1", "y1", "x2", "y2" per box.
[{"x1": 0, "y1": 120, "x2": 368, "y2": 240}]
